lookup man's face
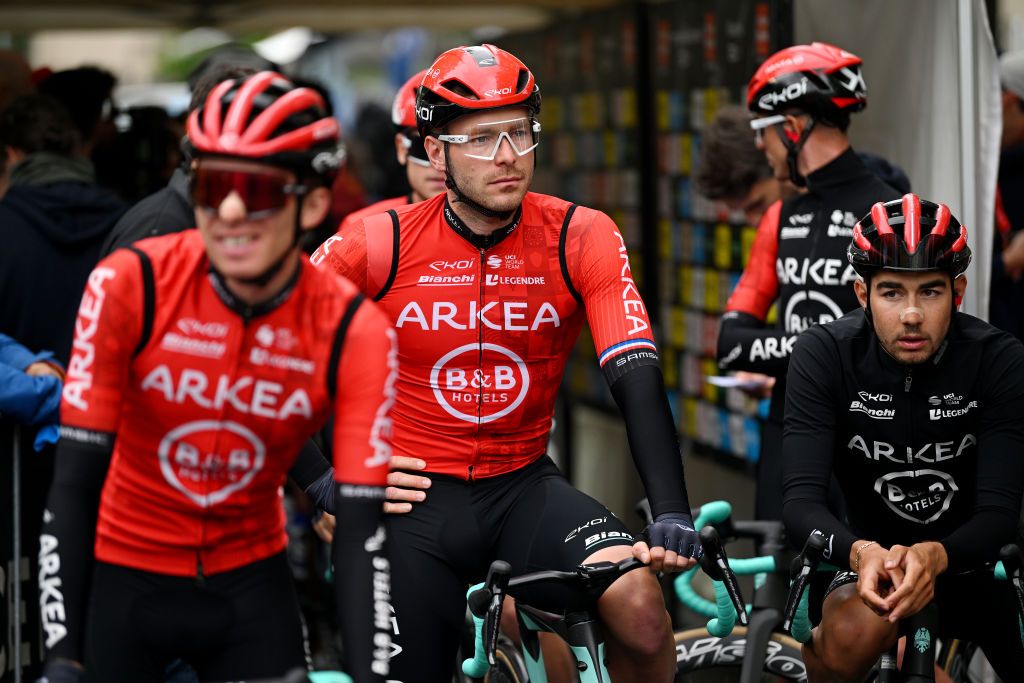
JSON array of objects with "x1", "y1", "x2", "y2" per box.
[
  {"x1": 192, "y1": 157, "x2": 311, "y2": 283},
  {"x1": 427, "y1": 106, "x2": 535, "y2": 215},
  {"x1": 854, "y1": 269, "x2": 967, "y2": 365},
  {"x1": 722, "y1": 176, "x2": 784, "y2": 226},
  {"x1": 1001, "y1": 90, "x2": 1024, "y2": 149},
  {"x1": 394, "y1": 132, "x2": 446, "y2": 202}
]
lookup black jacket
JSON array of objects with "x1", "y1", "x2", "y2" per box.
[
  {"x1": 0, "y1": 178, "x2": 125, "y2": 365},
  {"x1": 782, "y1": 308, "x2": 1024, "y2": 572},
  {"x1": 100, "y1": 167, "x2": 192, "y2": 257}
]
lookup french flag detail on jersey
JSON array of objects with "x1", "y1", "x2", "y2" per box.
[{"x1": 598, "y1": 339, "x2": 658, "y2": 367}]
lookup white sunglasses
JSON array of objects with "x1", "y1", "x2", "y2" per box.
[{"x1": 437, "y1": 117, "x2": 541, "y2": 161}]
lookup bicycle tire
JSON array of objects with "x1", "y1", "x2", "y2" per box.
[
  {"x1": 674, "y1": 626, "x2": 807, "y2": 681},
  {"x1": 482, "y1": 639, "x2": 530, "y2": 683}
]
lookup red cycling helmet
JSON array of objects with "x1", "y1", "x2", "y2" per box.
[
  {"x1": 187, "y1": 71, "x2": 344, "y2": 183},
  {"x1": 392, "y1": 70, "x2": 426, "y2": 131},
  {"x1": 416, "y1": 44, "x2": 540, "y2": 137},
  {"x1": 848, "y1": 194, "x2": 972, "y2": 278},
  {"x1": 747, "y1": 42, "x2": 866, "y2": 122}
]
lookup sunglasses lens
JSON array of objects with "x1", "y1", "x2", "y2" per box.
[
  {"x1": 192, "y1": 165, "x2": 291, "y2": 216},
  {"x1": 406, "y1": 135, "x2": 428, "y2": 162}
]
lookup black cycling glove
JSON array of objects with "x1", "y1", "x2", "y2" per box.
[{"x1": 643, "y1": 513, "x2": 703, "y2": 559}]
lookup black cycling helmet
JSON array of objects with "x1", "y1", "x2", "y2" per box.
[
  {"x1": 848, "y1": 194, "x2": 972, "y2": 278},
  {"x1": 747, "y1": 42, "x2": 866, "y2": 123}
]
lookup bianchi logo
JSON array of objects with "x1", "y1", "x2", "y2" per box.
[
  {"x1": 874, "y1": 469, "x2": 958, "y2": 524},
  {"x1": 849, "y1": 401, "x2": 895, "y2": 419},
  {"x1": 429, "y1": 343, "x2": 531, "y2": 423},
  {"x1": 676, "y1": 634, "x2": 806, "y2": 680},
  {"x1": 780, "y1": 227, "x2": 810, "y2": 240},
  {"x1": 914, "y1": 627, "x2": 931, "y2": 654},
  {"x1": 157, "y1": 420, "x2": 266, "y2": 508}
]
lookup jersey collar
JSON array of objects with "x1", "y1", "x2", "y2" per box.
[
  {"x1": 805, "y1": 147, "x2": 872, "y2": 196},
  {"x1": 443, "y1": 197, "x2": 523, "y2": 250},
  {"x1": 207, "y1": 261, "x2": 301, "y2": 321}
]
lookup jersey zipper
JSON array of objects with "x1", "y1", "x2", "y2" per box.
[{"x1": 469, "y1": 248, "x2": 487, "y2": 482}]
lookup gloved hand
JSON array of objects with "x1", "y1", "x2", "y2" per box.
[
  {"x1": 646, "y1": 513, "x2": 703, "y2": 558},
  {"x1": 38, "y1": 659, "x2": 85, "y2": 683}
]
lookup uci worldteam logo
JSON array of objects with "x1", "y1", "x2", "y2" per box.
[
  {"x1": 429, "y1": 343, "x2": 530, "y2": 423},
  {"x1": 157, "y1": 420, "x2": 266, "y2": 507}
]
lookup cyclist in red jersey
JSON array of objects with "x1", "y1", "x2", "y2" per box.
[
  {"x1": 327, "y1": 70, "x2": 446, "y2": 233},
  {"x1": 39, "y1": 72, "x2": 395, "y2": 683},
  {"x1": 313, "y1": 44, "x2": 700, "y2": 683}
]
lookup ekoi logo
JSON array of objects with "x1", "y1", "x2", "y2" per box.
[
  {"x1": 157, "y1": 420, "x2": 267, "y2": 507},
  {"x1": 429, "y1": 343, "x2": 530, "y2": 423}
]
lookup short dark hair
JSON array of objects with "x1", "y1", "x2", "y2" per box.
[
  {"x1": 36, "y1": 66, "x2": 117, "y2": 144},
  {"x1": 188, "y1": 64, "x2": 258, "y2": 113},
  {"x1": 694, "y1": 106, "x2": 770, "y2": 201},
  {"x1": 0, "y1": 93, "x2": 78, "y2": 156}
]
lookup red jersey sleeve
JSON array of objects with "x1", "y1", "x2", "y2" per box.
[
  {"x1": 724, "y1": 200, "x2": 782, "y2": 320},
  {"x1": 568, "y1": 207, "x2": 659, "y2": 385},
  {"x1": 60, "y1": 249, "x2": 145, "y2": 441},
  {"x1": 331, "y1": 300, "x2": 396, "y2": 487},
  {"x1": 311, "y1": 212, "x2": 396, "y2": 300}
]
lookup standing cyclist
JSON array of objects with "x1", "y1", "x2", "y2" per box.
[
  {"x1": 716, "y1": 42, "x2": 902, "y2": 520},
  {"x1": 39, "y1": 72, "x2": 396, "y2": 683},
  {"x1": 782, "y1": 195, "x2": 1024, "y2": 682},
  {"x1": 313, "y1": 44, "x2": 700, "y2": 682}
]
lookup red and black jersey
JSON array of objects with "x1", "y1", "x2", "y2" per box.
[
  {"x1": 312, "y1": 191, "x2": 660, "y2": 480},
  {"x1": 59, "y1": 230, "x2": 395, "y2": 576},
  {"x1": 717, "y1": 148, "x2": 901, "y2": 421}
]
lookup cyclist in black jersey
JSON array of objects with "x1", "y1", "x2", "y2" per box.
[
  {"x1": 716, "y1": 42, "x2": 902, "y2": 521},
  {"x1": 782, "y1": 195, "x2": 1024, "y2": 682}
]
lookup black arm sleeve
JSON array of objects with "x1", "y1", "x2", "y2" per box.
[
  {"x1": 716, "y1": 311, "x2": 798, "y2": 377},
  {"x1": 609, "y1": 364, "x2": 691, "y2": 518},
  {"x1": 39, "y1": 434, "x2": 112, "y2": 663},
  {"x1": 333, "y1": 485, "x2": 389, "y2": 683},
  {"x1": 940, "y1": 338, "x2": 1024, "y2": 571},
  {"x1": 781, "y1": 328, "x2": 858, "y2": 568},
  {"x1": 288, "y1": 439, "x2": 336, "y2": 514}
]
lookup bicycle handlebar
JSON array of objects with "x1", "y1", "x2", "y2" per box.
[
  {"x1": 462, "y1": 557, "x2": 644, "y2": 677},
  {"x1": 782, "y1": 531, "x2": 827, "y2": 643}
]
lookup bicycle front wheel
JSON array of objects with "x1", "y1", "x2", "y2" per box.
[
  {"x1": 482, "y1": 638, "x2": 530, "y2": 683},
  {"x1": 674, "y1": 626, "x2": 807, "y2": 681}
]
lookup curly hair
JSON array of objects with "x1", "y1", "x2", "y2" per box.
[{"x1": 694, "y1": 106, "x2": 771, "y2": 201}]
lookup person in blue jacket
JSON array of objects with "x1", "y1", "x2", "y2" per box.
[{"x1": 0, "y1": 332, "x2": 63, "y2": 449}]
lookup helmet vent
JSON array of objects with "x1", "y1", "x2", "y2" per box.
[
  {"x1": 442, "y1": 79, "x2": 479, "y2": 101},
  {"x1": 515, "y1": 69, "x2": 530, "y2": 94}
]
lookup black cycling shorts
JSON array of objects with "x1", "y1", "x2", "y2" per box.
[
  {"x1": 83, "y1": 552, "x2": 308, "y2": 682},
  {"x1": 817, "y1": 569, "x2": 1024, "y2": 680},
  {"x1": 385, "y1": 455, "x2": 634, "y2": 683}
]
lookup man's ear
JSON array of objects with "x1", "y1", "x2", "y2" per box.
[
  {"x1": 854, "y1": 277, "x2": 868, "y2": 309},
  {"x1": 299, "y1": 186, "x2": 333, "y2": 230},
  {"x1": 424, "y1": 135, "x2": 446, "y2": 173},
  {"x1": 953, "y1": 274, "x2": 968, "y2": 308},
  {"x1": 394, "y1": 133, "x2": 408, "y2": 166}
]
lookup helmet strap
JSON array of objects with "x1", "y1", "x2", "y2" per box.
[
  {"x1": 776, "y1": 117, "x2": 816, "y2": 188},
  {"x1": 443, "y1": 141, "x2": 515, "y2": 221}
]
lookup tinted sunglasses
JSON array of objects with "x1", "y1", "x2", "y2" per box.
[
  {"x1": 190, "y1": 161, "x2": 308, "y2": 219},
  {"x1": 400, "y1": 132, "x2": 430, "y2": 166}
]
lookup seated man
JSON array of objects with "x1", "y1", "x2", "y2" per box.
[{"x1": 782, "y1": 194, "x2": 1024, "y2": 681}]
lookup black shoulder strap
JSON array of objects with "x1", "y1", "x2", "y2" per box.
[
  {"x1": 371, "y1": 210, "x2": 401, "y2": 301},
  {"x1": 558, "y1": 204, "x2": 583, "y2": 304},
  {"x1": 327, "y1": 292, "x2": 367, "y2": 399},
  {"x1": 126, "y1": 246, "x2": 156, "y2": 357}
]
